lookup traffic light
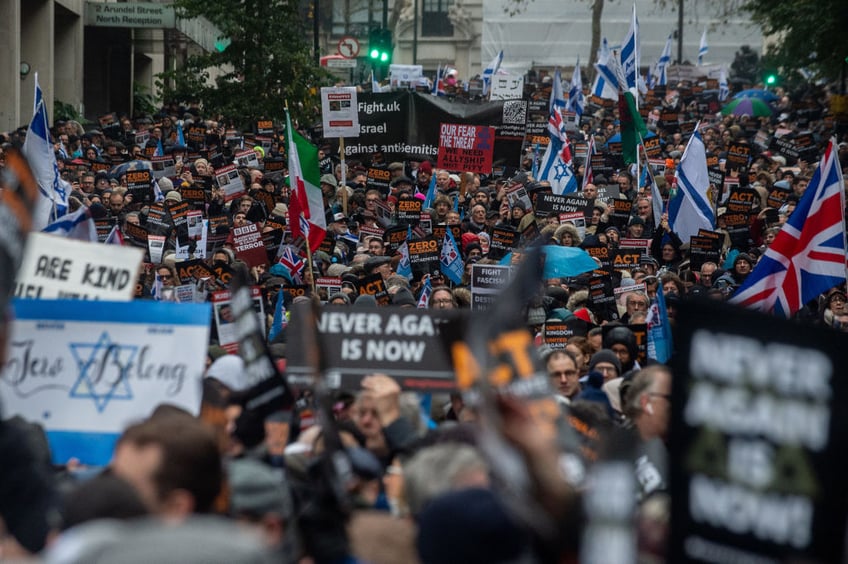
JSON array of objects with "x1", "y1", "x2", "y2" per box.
[
  {"x1": 368, "y1": 28, "x2": 393, "y2": 65},
  {"x1": 763, "y1": 70, "x2": 778, "y2": 86},
  {"x1": 215, "y1": 36, "x2": 231, "y2": 52},
  {"x1": 765, "y1": 74, "x2": 777, "y2": 85}
]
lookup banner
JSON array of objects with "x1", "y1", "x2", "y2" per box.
[
  {"x1": 286, "y1": 305, "x2": 459, "y2": 391},
  {"x1": 437, "y1": 123, "x2": 495, "y2": 174},
  {"x1": 14, "y1": 233, "x2": 143, "y2": 300},
  {"x1": 0, "y1": 299, "x2": 211, "y2": 466},
  {"x1": 670, "y1": 301, "x2": 848, "y2": 563},
  {"x1": 470, "y1": 264, "x2": 512, "y2": 311}
]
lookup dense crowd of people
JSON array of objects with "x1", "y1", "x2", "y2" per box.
[{"x1": 0, "y1": 66, "x2": 847, "y2": 563}]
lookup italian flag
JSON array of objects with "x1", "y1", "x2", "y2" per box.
[{"x1": 286, "y1": 109, "x2": 326, "y2": 252}]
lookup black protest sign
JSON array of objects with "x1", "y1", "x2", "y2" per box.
[
  {"x1": 520, "y1": 220, "x2": 541, "y2": 246},
  {"x1": 407, "y1": 237, "x2": 440, "y2": 278},
  {"x1": 255, "y1": 120, "x2": 274, "y2": 135},
  {"x1": 318, "y1": 231, "x2": 335, "y2": 255},
  {"x1": 432, "y1": 224, "x2": 461, "y2": 247},
  {"x1": 396, "y1": 198, "x2": 422, "y2": 226},
  {"x1": 669, "y1": 301, "x2": 848, "y2": 563},
  {"x1": 359, "y1": 273, "x2": 390, "y2": 305},
  {"x1": 767, "y1": 183, "x2": 792, "y2": 209},
  {"x1": 543, "y1": 322, "x2": 572, "y2": 349},
  {"x1": 229, "y1": 269, "x2": 294, "y2": 419},
  {"x1": 94, "y1": 218, "x2": 116, "y2": 242},
  {"x1": 287, "y1": 306, "x2": 459, "y2": 391},
  {"x1": 166, "y1": 200, "x2": 190, "y2": 241},
  {"x1": 488, "y1": 226, "x2": 517, "y2": 261},
  {"x1": 588, "y1": 273, "x2": 618, "y2": 322},
  {"x1": 688, "y1": 236, "x2": 722, "y2": 270},
  {"x1": 367, "y1": 166, "x2": 391, "y2": 192},
  {"x1": 535, "y1": 193, "x2": 593, "y2": 218},
  {"x1": 707, "y1": 166, "x2": 725, "y2": 192},
  {"x1": 123, "y1": 221, "x2": 149, "y2": 248},
  {"x1": 725, "y1": 188, "x2": 757, "y2": 246},
  {"x1": 609, "y1": 199, "x2": 633, "y2": 230},
  {"x1": 180, "y1": 184, "x2": 208, "y2": 206},
  {"x1": 383, "y1": 225, "x2": 408, "y2": 256},
  {"x1": 470, "y1": 263, "x2": 511, "y2": 311},
  {"x1": 584, "y1": 245, "x2": 611, "y2": 274},
  {"x1": 612, "y1": 248, "x2": 642, "y2": 272},
  {"x1": 176, "y1": 259, "x2": 216, "y2": 285},
  {"x1": 262, "y1": 228, "x2": 283, "y2": 262},
  {"x1": 726, "y1": 142, "x2": 751, "y2": 171},
  {"x1": 601, "y1": 322, "x2": 647, "y2": 366},
  {"x1": 643, "y1": 135, "x2": 662, "y2": 158},
  {"x1": 282, "y1": 285, "x2": 311, "y2": 303},
  {"x1": 126, "y1": 169, "x2": 153, "y2": 204},
  {"x1": 145, "y1": 203, "x2": 171, "y2": 236}
]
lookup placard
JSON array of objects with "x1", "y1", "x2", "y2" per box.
[
  {"x1": 407, "y1": 237, "x2": 440, "y2": 278},
  {"x1": 286, "y1": 305, "x2": 458, "y2": 391},
  {"x1": 234, "y1": 148, "x2": 260, "y2": 169},
  {"x1": 437, "y1": 123, "x2": 495, "y2": 174},
  {"x1": 214, "y1": 163, "x2": 245, "y2": 202},
  {"x1": 358, "y1": 273, "x2": 390, "y2": 305},
  {"x1": 14, "y1": 233, "x2": 143, "y2": 300},
  {"x1": 396, "y1": 198, "x2": 422, "y2": 226},
  {"x1": 490, "y1": 75, "x2": 525, "y2": 101},
  {"x1": 126, "y1": 169, "x2": 153, "y2": 204},
  {"x1": 488, "y1": 226, "x2": 518, "y2": 261},
  {"x1": 669, "y1": 301, "x2": 848, "y2": 563},
  {"x1": 232, "y1": 223, "x2": 267, "y2": 267},
  {"x1": 321, "y1": 87, "x2": 360, "y2": 138},
  {"x1": 211, "y1": 287, "x2": 264, "y2": 353},
  {"x1": 470, "y1": 264, "x2": 512, "y2": 311},
  {"x1": 0, "y1": 299, "x2": 210, "y2": 465},
  {"x1": 535, "y1": 193, "x2": 593, "y2": 218},
  {"x1": 151, "y1": 155, "x2": 176, "y2": 179}
]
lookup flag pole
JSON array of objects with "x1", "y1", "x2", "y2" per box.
[{"x1": 339, "y1": 137, "x2": 348, "y2": 216}]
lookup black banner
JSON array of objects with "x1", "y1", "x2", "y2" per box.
[{"x1": 669, "y1": 301, "x2": 848, "y2": 563}]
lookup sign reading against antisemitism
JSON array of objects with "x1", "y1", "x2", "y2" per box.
[
  {"x1": 14, "y1": 233, "x2": 143, "y2": 300},
  {"x1": 437, "y1": 123, "x2": 495, "y2": 174},
  {"x1": 669, "y1": 301, "x2": 848, "y2": 563},
  {"x1": 286, "y1": 305, "x2": 459, "y2": 391},
  {"x1": 0, "y1": 299, "x2": 210, "y2": 465}
]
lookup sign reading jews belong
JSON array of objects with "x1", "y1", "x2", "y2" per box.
[
  {"x1": 0, "y1": 299, "x2": 211, "y2": 466},
  {"x1": 669, "y1": 301, "x2": 848, "y2": 563},
  {"x1": 286, "y1": 305, "x2": 458, "y2": 392}
]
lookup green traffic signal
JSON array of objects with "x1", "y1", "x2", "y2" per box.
[
  {"x1": 215, "y1": 37, "x2": 231, "y2": 52},
  {"x1": 368, "y1": 27, "x2": 392, "y2": 65},
  {"x1": 766, "y1": 74, "x2": 777, "y2": 85}
]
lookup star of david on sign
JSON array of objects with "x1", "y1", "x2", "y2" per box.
[
  {"x1": 476, "y1": 127, "x2": 492, "y2": 151},
  {"x1": 69, "y1": 332, "x2": 138, "y2": 413}
]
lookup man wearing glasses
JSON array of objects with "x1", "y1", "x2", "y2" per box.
[{"x1": 625, "y1": 365, "x2": 672, "y2": 499}]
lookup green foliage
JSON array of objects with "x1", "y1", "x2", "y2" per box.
[
  {"x1": 730, "y1": 45, "x2": 761, "y2": 85},
  {"x1": 53, "y1": 99, "x2": 83, "y2": 123},
  {"x1": 744, "y1": 0, "x2": 848, "y2": 82},
  {"x1": 158, "y1": 0, "x2": 331, "y2": 128},
  {"x1": 133, "y1": 83, "x2": 158, "y2": 117}
]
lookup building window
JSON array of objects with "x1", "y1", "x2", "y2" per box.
[
  {"x1": 331, "y1": 0, "x2": 377, "y2": 37},
  {"x1": 422, "y1": 0, "x2": 454, "y2": 37}
]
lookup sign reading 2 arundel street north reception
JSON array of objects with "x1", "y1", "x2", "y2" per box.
[{"x1": 85, "y1": 2, "x2": 176, "y2": 29}]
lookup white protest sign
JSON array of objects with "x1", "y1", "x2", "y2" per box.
[
  {"x1": 148, "y1": 234, "x2": 166, "y2": 264},
  {"x1": 234, "y1": 148, "x2": 260, "y2": 169},
  {"x1": 321, "y1": 87, "x2": 360, "y2": 138},
  {"x1": 0, "y1": 299, "x2": 211, "y2": 465},
  {"x1": 214, "y1": 163, "x2": 245, "y2": 202},
  {"x1": 151, "y1": 156, "x2": 176, "y2": 178},
  {"x1": 490, "y1": 74, "x2": 525, "y2": 101},
  {"x1": 389, "y1": 64, "x2": 423, "y2": 87},
  {"x1": 14, "y1": 233, "x2": 143, "y2": 300}
]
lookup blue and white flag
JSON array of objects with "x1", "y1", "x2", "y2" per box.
[
  {"x1": 482, "y1": 50, "x2": 504, "y2": 97},
  {"x1": 550, "y1": 68, "x2": 565, "y2": 111},
  {"x1": 268, "y1": 285, "x2": 287, "y2": 341},
  {"x1": 177, "y1": 121, "x2": 186, "y2": 146},
  {"x1": 655, "y1": 34, "x2": 673, "y2": 86},
  {"x1": 566, "y1": 59, "x2": 584, "y2": 118},
  {"x1": 397, "y1": 240, "x2": 413, "y2": 279},
  {"x1": 620, "y1": 4, "x2": 640, "y2": 97},
  {"x1": 23, "y1": 76, "x2": 71, "y2": 231},
  {"x1": 150, "y1": 272, "x2": 164, "y2": 301},
  {"x1": 591, "y1": 38, "x2": 620, "y2": 100},
  {"x1": 539, "y1": 107, "x2": 578, "y2": 195},
  {"x1": 42, "y1": 206, "x2": 98, "y2": 242},
  {"x1": 440, "y1": 229, "x2": 464, "y2": 285},
  {"x1": 417, "y1": 276, "x2": 432, "y2": 308},
  {"x1": 640, "y1": 141, "x2": 664, "y2": 230},
  {"x1": 155, "y1": 138, "x2": 165, "y2": 157},
  {"x1": 698, "y1": 28, "x2": 708, "y2": 66},
  {"x1": 646, "y1": 285, "x2": 672, "y2": 363},
  {"x1": 718, "y1": 65, "x2": 729, "y2": 102},
  {"x1": 668, "y1": 124, "x2": 715, "y2": 242},
  {"x1": 422, "y1": 171, "x2": 437, "y2": 209}
]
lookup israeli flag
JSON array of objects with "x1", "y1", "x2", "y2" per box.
[
  {"x1": 698, "y1": 29, "x2": 708, "y2": 66},
  {"x1": 592, "y1": 38, "x2": 620, "y2": 100},
  {"x1": 668, "y1": 124, "x2": 715, "y2": 242},
  {"x1": 482, "y1": 50, "x2": 504, "y2": 97},
  {"x1": 23, "y1": 76, "x2": 71, "y2": 231},
  {"x1": 566, "y1": 59, "x2": 584, "y2": 118},
  {"x1": 42, "y1": 206, "x2": 98, "y2": 242},
  {"x1": 620, "y1": 4, "x2": 640, "y2": 97},
  {"x1": 719, "y1": 65, "x2": 729, "y2": 102},
  {"x1": 397, "y1": 240, "x2": 412, "y2": 279},
  {"x1": 550, "y1": 68, "x2": 565, "y2": 111},
  {"x1": 655, "y1": 34, "x2": 673, "y2": 87},
  {"x1": 539, "y1": 107, "x2": 578, "y2": 195}
]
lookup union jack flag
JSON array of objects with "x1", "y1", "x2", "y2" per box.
[
  {"x1": 730, "y1": 138, "x2": 846, "y2": 316},
  {"x1": 278, "y1": 245, "x2": 305, "y2": 276}
]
